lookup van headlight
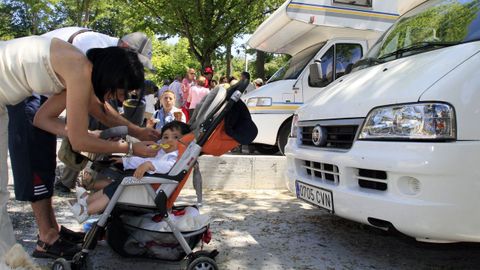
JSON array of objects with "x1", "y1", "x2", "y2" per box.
[
  {"x1": 246, "y1": 97, "x2": 272, "y2": 107},
  {"x1": 290, "y1": 114, "x2": 299, "y2": 138},
  {"x1": 359, "y1": 103, "x2": 456, "y2": 140}
]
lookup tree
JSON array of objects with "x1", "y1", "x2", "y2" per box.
[
  {"x1": 131, "y1": 0, "x2": 283, "y2": 69},
  {"x1": 0, "y1": 0, "x2": 65, "y2": 37},
  {"x1": 148, "y1": 37, "x2": 200, "y2": 85}
]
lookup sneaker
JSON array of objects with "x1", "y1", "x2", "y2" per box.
[
  {"x1": 76, "y1": 186, "x2": 88, "y2": 205},
  {"x1": 69, "y1": 201, "x2": 89, "y2": 224}
]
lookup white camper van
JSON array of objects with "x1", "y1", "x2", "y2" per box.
[
  {"x1": 286, "y1": 0, "x2": 480, "y2": 243},
  {"x1": 244, "y1": 0, "x2": 414, "y2": 154}
]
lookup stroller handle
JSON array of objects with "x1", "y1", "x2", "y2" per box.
[
  {"x1": 227, "y1": 79, "x2": 250, "y2": 97},
  {"x1": 99, "y1": 126, "x2": 128, "y2": 140},
  {"x1": 196, "y1": 79, "x2": 249, "y2": 147}
]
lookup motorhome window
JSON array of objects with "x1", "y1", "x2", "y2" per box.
[
  {"x1": 333, "y1": 0, "x2": 372, "y2": 7},
  {"x1": 309, "y1": 46, "x2": 333, "y2": 88},
  {"x1": 268, "y1": 42, "x2": 325, "y2": 83},
  {"x1": 374, "y1": 0, "x2": 480, "y2": 62},
  {"x1": 335, "y1": 44, "x2": 363, "y2": 78}
]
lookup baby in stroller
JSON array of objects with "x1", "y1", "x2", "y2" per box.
[{"x1": 70, "y1": 121, "x2": 190, "y2": 223}]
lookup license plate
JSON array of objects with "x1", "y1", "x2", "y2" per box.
[{"x1": 295, "y1": 180, "x2": 334, "y2": 213}]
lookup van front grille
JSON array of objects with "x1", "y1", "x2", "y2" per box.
[
  {"x1": 355, "y1": 168, "x2": 387, "y2": 191},
  {"x1": 302, "y1": 160, "x2": 340, "y2": 185},
  {"x1": 301, "y1": 125, "x2": 358, "y2": 149}
]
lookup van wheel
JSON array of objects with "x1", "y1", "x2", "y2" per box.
[
  {"x1": 277, "y1": 119, "x2": 292, "y2": 155},
  {"x1": 255, "y1": 144, "x2": 279, "y2": 155}
]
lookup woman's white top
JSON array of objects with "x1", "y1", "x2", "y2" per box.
[{"x1": 0, "y1": 36, "x2": 65, "y2": 107}]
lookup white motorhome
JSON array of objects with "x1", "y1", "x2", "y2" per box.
[
  {"x1": 286, "y1": 0, "x2": 480, "y2": 243},
  {"x1": 244, "y1": 0, "x2": 413, "y2": 154}
]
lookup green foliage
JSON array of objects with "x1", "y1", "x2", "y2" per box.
[
  {"x1": 264, "y1": 54, "x2": 290, "y2": 80},
  {"x1": 148, "y1": 38, "x2": 200, "y2": 85},
  {"x1": 129, "y1": 0, "x2": 283, "y2": 68},
  {"x1": 0, "y1": 0, "x2": 65, "y2": 37},
  {"x1": 0, "y1": 0, "x2": 287, "y2": 81}
]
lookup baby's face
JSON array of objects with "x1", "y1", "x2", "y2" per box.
[{"x1": 160, "y1": 128, "x2": 181, "y2": 153}]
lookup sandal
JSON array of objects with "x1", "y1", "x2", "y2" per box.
[
  {"x1": 60, "y1": 226, "x2": 85, "y2": 244},
  {"x1": 32, "y1": 237, "x2": 80, "y2": 259}
]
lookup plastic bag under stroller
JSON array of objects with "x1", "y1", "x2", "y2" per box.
[{"x1": 106, "y1": 206, "x2": 210, "y2": 261}]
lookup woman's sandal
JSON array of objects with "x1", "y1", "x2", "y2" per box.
[{"x1": 32, "y1": 237, "x2": 80, "y2": 259}]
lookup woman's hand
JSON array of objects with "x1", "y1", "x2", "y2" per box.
[
  {"x1": 132, "y1": 141, "x2": 159, "y2": 157},
  {"x1": 133, "y1": 161, "x2": 155, "y2": 179},
  {"x1": 146, "y1": 118, "x2": 158, "y2": 129},
  {"x1": 111, "y1": 157, "x2": 122, "y2": 164},
  {"x1": 134, "y1": 127, "x2": 161, "y2": 141}
]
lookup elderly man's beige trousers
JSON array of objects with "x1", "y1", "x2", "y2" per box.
[{"x1": 0, "y1": 106, "x2": 15, "y2": 255}]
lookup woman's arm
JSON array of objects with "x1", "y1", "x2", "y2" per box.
[
  {"x1": 42, "y1": 39, "x2": 158, "y2": 156},
  {"x1": 34, "y1": 91, "x2": 68, "y2": 137}
]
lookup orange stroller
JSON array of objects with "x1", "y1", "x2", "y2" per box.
[{"x1": 51, "y1": 80, "x2": 257, "y2": 270}]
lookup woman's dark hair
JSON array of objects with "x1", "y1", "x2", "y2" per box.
[{"x1": 87, "y1": 47, "x2": 145, "y2": 103}]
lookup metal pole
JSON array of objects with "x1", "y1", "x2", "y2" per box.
[{"x1": 244, "y1": 44, "x2": 248, "y2": 72}]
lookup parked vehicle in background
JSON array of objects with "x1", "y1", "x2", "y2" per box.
[
  {"x1": 244, "y1": 0, "x2": 421, "y2": 155},
  {"x1": 286, "y1": 0, "x2": 480, "y2": 243}
]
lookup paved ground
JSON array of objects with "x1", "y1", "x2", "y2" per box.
[
  {"x1": 5, "y1": 144, "x2": 480, "y2": 269},
  {"x1": 7, "y1": 187, "x2": 480, "y2": 270}
]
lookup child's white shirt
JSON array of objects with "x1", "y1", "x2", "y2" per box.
[{"x1": 122, "y1": 149, "x2": 178, "y2": 174}]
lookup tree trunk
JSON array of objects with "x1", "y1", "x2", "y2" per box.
[
  {"x1": 82, "y1": 0, "x2": 91, "y2": 27},
  {"x1": 201, "y1": 49, "x2": 212, "y2": 72},
  {"x1": 226, "y1": 43, "x2": 232, "y2": 77},
  {"x1": 255, "y1": 50, "x2": 266, "y2": 80},
  {"x1": 75, "y1": 0, "x2": 82, "y2": 26}
]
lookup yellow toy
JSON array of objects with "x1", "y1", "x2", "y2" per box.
[{"x1": 150, "y1": 143, "x2": 170, "y2": 150}]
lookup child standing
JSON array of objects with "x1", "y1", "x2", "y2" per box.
[
  {"x1": 148, "y1": 90, "x2": 186, "y2": 131},
  {"x1": 70, "y1": 121, "x2": 190, "y2": 223}
]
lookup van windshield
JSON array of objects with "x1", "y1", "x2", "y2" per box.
[
  {"x1": 268, "y1": 42, "x2": 325, "y2": 83},
  {"x1": 367, "y1": 0, "x2": 480, "y2": 63}
]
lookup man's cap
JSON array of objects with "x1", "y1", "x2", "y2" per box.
[
  {"x1": 254, "y1": 78, "x2": 264, "y2": 85},
  {"x1": 204, "y1": 66, "x2": 214, "y2": 74},
  {"x1": 120, "y1": 32, "x2": 154, "y2": 71}
]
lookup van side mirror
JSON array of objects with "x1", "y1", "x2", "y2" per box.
[
  {"x1": 309, "y1": 60, "x2": 324, "y2": 85},
  {"x1": 345, "y1": 63, "x2": 353, "y2": 75}
]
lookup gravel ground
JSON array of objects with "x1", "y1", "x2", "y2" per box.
[{"x1": 7, "y1": 186, "x2": 480, "y2": 270}]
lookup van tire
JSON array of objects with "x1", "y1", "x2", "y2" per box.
[
  {"x1": 255, "y1": 144, "x2": 279, "y2": 155},
  {"x1": 277, "y1": 119, "x2": 292, "y2": 155}
]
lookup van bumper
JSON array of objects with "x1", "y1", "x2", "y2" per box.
[{"x1": 285, "y1": 139, "x2": 480, "y2": 243}]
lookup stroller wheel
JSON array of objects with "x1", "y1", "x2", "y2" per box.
[
  {"x1": 52, "y1": 258, "x2": 71, "y2": 270},
  {"x1": 71, "y1": 252, "x2": 92, "y2": 270},
  {"x1": 186, "y1": 256, "x2": 218, "y2": 270}
]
